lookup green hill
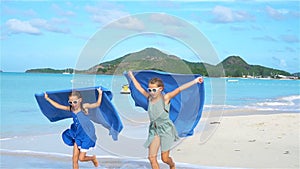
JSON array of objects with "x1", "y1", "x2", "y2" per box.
[
  {"x1": 219, "y1": 56, "x2": 290, "y2": 77},
  {"x1": 26, "y1": 68, "x2": 75, "y2": 74},
  {"x1": 88, "y1": 48, "x2": 291, "y2": 77},
  {"x1": 26, "y1": 48, "x2": 292, "y2": 77},
  {"x1": 293, "y1": 72, "x2": 300, "y2": 77},
  {"x1": 87, "y1": 47, "x2": 195, "y2": 74}
]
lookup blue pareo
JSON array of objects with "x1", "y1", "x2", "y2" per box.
[
  {"x1": 35, "y1": 86, "x2": 123, "y2": 141},
  {"x1": 124, "y1": 70, "x2": 205, "y2": 137}
]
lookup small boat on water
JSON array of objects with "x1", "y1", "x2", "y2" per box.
[
  {"x1": 120, "y1": 84, "x2": 131, "y2": 94},
  {"x1": 227, "y1": 79, "x2": 239, "y2": 82},
  {"x1": 62, "y1": 68, "x2": 73, "y2": 74}
]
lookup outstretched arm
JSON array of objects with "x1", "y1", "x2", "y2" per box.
[
  {"x1": 44, "y1": 93, "x2": 70, "y2": 111},
  {"x1": 128, "y1": 71, "x2": 149, "y2": 98},
  {"x1": 83, "y1": 88, "x2": 103, "y2": 109},
  {"x1": 164, "y1": 76, "x2": 203, "y2": 103}
]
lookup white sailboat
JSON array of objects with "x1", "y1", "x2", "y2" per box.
[{"x1": 62, "y1": 68, "x2": 72, "y2": 74}]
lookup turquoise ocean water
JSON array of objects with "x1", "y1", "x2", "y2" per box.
[
  {"x1": 2, "y1": 72, "x2": 299, "y2": 136},
  {"x1": 0, "y1": 72, "x2": 299, "y2": 168}
]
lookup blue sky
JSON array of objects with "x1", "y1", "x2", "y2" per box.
[{"x1": 1, "y1": 0, "x2": 299, "y2": 73}]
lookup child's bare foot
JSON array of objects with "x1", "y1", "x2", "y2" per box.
[
  {"x1": 73, "y1": 163, "x2": 79, "y2": 169},
  {"x1": 170, "y1": 162, "x2": 175, "y2": 169},
  {"x1": 92, "y1": 155, "x2": 99, "y2": 167}
]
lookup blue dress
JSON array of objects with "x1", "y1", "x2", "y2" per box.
[{"x1": 62, "y1": 111, "x2": 97, "y2": 151}]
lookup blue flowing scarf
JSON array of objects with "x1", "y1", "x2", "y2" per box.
[
  {"x1": 124, "y1": 70, "x2": 205, "y2": 137},
  {"x1": 35, "y1": 86, "x2": 123, "y2": 141}
]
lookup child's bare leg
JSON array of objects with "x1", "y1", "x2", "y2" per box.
[
  {"x1": 78, "y1": 152, "x2": 99, "y2": 167},
  {"x1": 161, "y1": 150, "x2": 175, "y2": 169},
  {"x1": 72, "y1": 143, "x2": 80, "y2": 169},
  {"x1": 91, "y1": 155, "x2": 99, "y2": 167},
  {"x1": 148, "y1": 135, "x2": 160, "y2": 169}
]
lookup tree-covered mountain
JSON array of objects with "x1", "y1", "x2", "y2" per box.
[
  {"x1": 26, "y1": 68, "x2": 75, "y2": 74},
  {"x1": 87, "y1": 48, "x2": 291, "y2": 77},
  {"x1": 26, "y1": 48, "x2": 292, "y2": 77},
  {"x1": 86, "y1": 47, "x2": 193, "y2": 74},
  {"x1": 218, "y1": 56, "x2": 291, "y2": 77},
  {"x1": 293, "y1": 72, "x2": 300, "y2": 77}
]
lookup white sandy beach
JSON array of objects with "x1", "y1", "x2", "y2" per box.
[
  {"x1": 1, "y1": 110, "x2": 299, "y2": 169},
  {"x1": 172, "y1": 111, "x2": 300, "y2": 169}
]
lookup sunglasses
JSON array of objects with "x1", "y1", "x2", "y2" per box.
[
  {"x1": 147, "y1": 87, "x2": 160, "y2": 93},
  {"x1": 68, "y1": 99, "x2": 80, "y2": 105}
]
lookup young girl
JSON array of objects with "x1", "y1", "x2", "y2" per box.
[
  {"x1": 44, "y1": 89, "x2": 102, "y2": 169},
  {"x1": 128, "y1": 71, "x2": 203, "y2": 169}
]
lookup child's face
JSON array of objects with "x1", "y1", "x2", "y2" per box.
[
  {"x1": 148, "y1": 83, "x2": 162, "y2": 98},
  {"x1": 68, "y1": 96, "x2": 82, "y2": 109}
]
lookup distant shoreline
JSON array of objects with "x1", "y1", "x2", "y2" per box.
[
  {"x1": 1, "y1": 71, "x2": 299, "y2": 80},
  {"x1": 18, "y1": 48, "x2": 297, "y2": 78}
]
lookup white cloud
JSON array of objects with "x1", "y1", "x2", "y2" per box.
[
  {"x1": 230, "y1": 25, "x2": 249, "y2": 31},
  {"x1": 51, "y1": 4, "x2": 75, "y2": 17},
  {"x1": 85, "y1": 4, "x2": 129, "y2": 25},
  {"x1": 164, "y1": 28, "x2": 189, "y2": 39},
  {"x1": 30, "y1": 18, "x2": 70, "y2": 33},
  {"x1": 265, "y1": 5, "x2": 300, "y2": 20},
  {"x1": 2, "y1": 6, "x2": 37, "y2": 17},
  {"x1": 5, "y1": 19, "x2": 41, "y2": 35},
  {"x1": 280, "y1": 34, "x2": 299, "y2": 43},
  {"x1": 272, "y1": 57, "x2": 288, "y2": 69},
  {"x1": 110, "y1": 16, "x2": 145, "y2": 31},
  {"x1": 253, "y1": 35, "x2": 277, "y2": 42},
  {"x1": 92, "y1": 9, "x2": 128, "y2": 24},
  {"x1": 279, "y1": 59, "x2": 287, "y2": 67},
  {"x1": 4, "y1": 18, "x2": 71, "y2": 36},
  {"x1": 285, "y1": 47, "x2": 296, "y2": 53},
  {"x1": 211, "y1": 5, "x2": 254, "y2": 23},
  {"x1": 265, "y1": 6, "x2": 285, "y2": 20},
  {"x1": 149, "y1": 13, "x2": 184, "y2": 26}
]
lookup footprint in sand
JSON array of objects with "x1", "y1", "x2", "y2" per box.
[{"x1": 210, "y1": 121, "x2": 220, "y2": 124}]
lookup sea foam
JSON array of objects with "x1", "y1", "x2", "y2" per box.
[{"x1": 0, "y1": 149, "x2": 230, "y2": 169}]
